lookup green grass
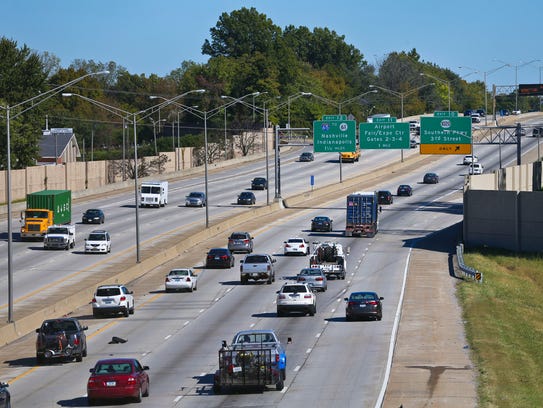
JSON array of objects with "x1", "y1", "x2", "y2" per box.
[{"x1": 460, "y1": 249, "x2": 543, "y2": 407}]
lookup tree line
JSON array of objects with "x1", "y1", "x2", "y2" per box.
[{"x1": 0, "y1": 7, "x2": 538, "y2": 169}]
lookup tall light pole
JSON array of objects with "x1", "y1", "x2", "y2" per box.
[
  {"x1": 338, "y1": 90, "x2": 378, "y2": 114},
  {"x1": 220, "y1": 92, "x2": 262, "y2": 159},
  {"x1": 1, "y1": 70, "x2": 108, "y2": 323},
  {"x1": 495, "y1": 59, "x2": 541, "y2": 111},
  {"x1": 150, "y1": 117, "x2": 166, "y2": 156},
  {"x1": 420, "y1": 73, "x2": 451, "y2": 111},
  {"x1": 369, "y1": 83, "x2": 434, "y2": 162}
]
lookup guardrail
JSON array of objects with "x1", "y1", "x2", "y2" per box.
[{"x1": 456, "y1": 243, "x2": 483, "y2": 283}]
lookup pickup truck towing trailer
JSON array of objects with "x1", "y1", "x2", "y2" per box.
[
  {"x1": 213, "y1": 329, "x2": 287, "y2": 393},
  {"x1": 43, "y1": 224, "x2": 76, "y2": 250},
  {"x1": 309, "y1": 241, "x2": 346, "y2": 280}
]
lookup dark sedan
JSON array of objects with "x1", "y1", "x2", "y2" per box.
[
  {"x1": 251, "y1": 177, "x2": 267, "y2": 190},
  {"x1": 345, "y1": 291, "x2": 384, "y2": 321},
  {"x1": 377, "y1": 190, "x2": 393, "y2": 205},
  {"x1": 423, "y1": 172, "x2": 439, "y2": 184},
  {"x1": 237, "y1": 191, "x2": 256, "y2": 205},
  {"x1": 311, "y1": 216, "x2": 333, "y2": 232},
  {"x1": 82, "y1": 209, "x2": 105, "y2": 224},
  {"x1": 397, "y1": 184, "x2": 413, "y2": 196},
  {"x1": 206, "y1": 248, "x2": 235, "y2": 268},
  {"x1": 87, "y1": 358, "x2": 149, "y2": 405},
  {"x1": 299, "y1": 152, "x2": 314, "y2": 162}
]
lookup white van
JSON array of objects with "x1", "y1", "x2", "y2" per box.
[
  {"x1": 468, "y1": 163, "x2": 484, "y2": 175},
  {"x1": 140, "y1": 181, "x2": 168, "y2": 207}
]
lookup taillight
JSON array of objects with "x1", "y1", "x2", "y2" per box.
[
  {"x1": 315, "y1": 277, "x2": 323, "y2": 281},
  {"x1": 278, "y1": 294, "x2": 286, "y2": 299},
  {"x1": 91, "y1": 297, "x2": 96, "y2": 303},
  {"x1": 165, "y1": 277, "x2": 171, "y2": 282},
  {"x1": 220, "y1": 255, "x2": 227, "y2": 260},
  {"x1": 348, "y1": 301, "x2": 357, "y2": 307},
  {"x1": 243, "y1": 239, "x2": 249, "y2": 244},
  {"x1": 367, "y1": 300, "x2": 378, "y2": 305},
  {"x1": 298, "y1": 277, "x2": 306, "y2": 281},
  {"x1": 73, "y1": 336, "x2": 80, "y2": 346},
  {"x1": 285, "y1": 244, "x2": 291, "y2": 248},
  {"x1": 120, "y1": 296, "x2": 126, "y2": 301},
  {"x1": 88, "y1": 378, "x2": 96, "y2": 386},
  {"x1": 304, "y1": 294, "x2": 312, "y2": 298},
  {"x1": 300, "y1": 243, "x2": 305, "y2": 248},
  {"x1": 275, "y1": 354, "x2": 280, "y2": 362},
  {"x1": 127, "y1": 377, "x2": 136, "y2": 384},
  {"x1": 186, "y1": 277, "x2": 191, "y2": 282}
]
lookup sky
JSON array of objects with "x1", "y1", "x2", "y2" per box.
[{"x1": 3, "y1": 0, "x2": 542, "y2": 92}]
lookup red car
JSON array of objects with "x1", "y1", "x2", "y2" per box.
[{"x1": 87, "y1": 358, "x2": 150, "y2": 404}]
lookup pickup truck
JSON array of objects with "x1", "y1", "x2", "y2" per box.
[
  {"x1": 213, "y1": 329, "x2": 287, "y2": 393},
  {"x1": 240, "y1": 253, "x2": 276, "y2": 284},
  {"x1": 43, "y1": 224, "x2": 76, "y2": 250}
]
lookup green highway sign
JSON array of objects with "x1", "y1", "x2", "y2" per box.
[
  {"x1": 313, "y1": 120, "x2": 356, "y2": 153},
  {"x1": 322, "y1": 114, "x2": 347, "y2": 121},
  {"x1": 434, "y1": 111, "x2": 459, "y2": 117},
  {"x1": 359, "y1": 121, "x2": 410, "y2": 149},
  {"x1": 420, "y1": 116, "x2": 472, "y2": 154}
]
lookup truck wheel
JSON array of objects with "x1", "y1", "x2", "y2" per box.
[
  {"x1": 241, "y1": 276, "x2": 247, "y2": 285},
  {"x1": 76, "y1": 353, "x2": 83, "y2": 362},
  {"x1": 276, "y1": 379, "x2": 284, "y2": 391},
  {"x1": 309, "y1": 306, "x2": 316, "y2": 316}
]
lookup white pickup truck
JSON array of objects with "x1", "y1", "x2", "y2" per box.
[
  {"x1": 43, "y1": 224, "x2": 76, "y2": 250},
  {"x1": 240, "y1": 253, "x2": 276, "y2": 284}
]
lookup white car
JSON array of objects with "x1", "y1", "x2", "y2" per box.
[
  {"x1": 92, "y1": 284, "x2": 134, "y2": 318},
  {"x1": 276, "y1": 283, "x2": 316, "y2": 316},
  {"x1": 283, "y1": 237, "x2": 310, "y2": 256},
  {"x1": 463, "y1": 155, "x2": 479, "y2": 165},
  {"x1": 469, "y1": 163, "x2": 484, "y2": 175},
  {"x1": 165, "y1": 268, "x2": 198, "y2": 292},
  {"x1": 84, "y1": 230, "x2": 111, "y2": 254}
]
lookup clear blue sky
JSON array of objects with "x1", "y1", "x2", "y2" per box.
[{"x1": 3, "y1": 0, "x2": 542, "y2": 90}]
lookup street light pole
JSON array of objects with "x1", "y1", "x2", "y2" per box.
[
  {"x1": 1, "y1": 70, "x2": 108, "y2": 322},
  {"x1": 338, "y1": 90, "x2": 378, "y2": 114},
  {"x1": 494, "y1": 59, "x2": 541, "y2": 111}
]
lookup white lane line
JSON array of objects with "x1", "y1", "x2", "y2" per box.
[
  {"x1": 294, "y1": 365, "x2": 301, "y2": 372},
  {"x1": 249, "y1": 322, "x2": 255, "y2": 328},
  {"x1": 199, "y1": 309, "x2": 205, "y2": 313},
  {"x1": 164, "y1": 334, "x2": 172, "y2": 340},
  {"x1": 214, "y1": 297, "x2": 220, "y2": 302},
  {"x1": 331, "y1": 308, "x2": 336, "y2": 313},
  {"x1": 174, "y1": 395, "x2": 183, "y2": 402},
  {"x1": 315, "y1": 332, "x2": 321, "y2": 338},
  {"x1": 281, "y1": 386, "x2": 289, "y2": 393},
  {"x1": 306, "y1": 348, "x2": 312, "y2": 354},
  {"x1": 183, "y1": 321, "x2": 190, "y2": 326}
]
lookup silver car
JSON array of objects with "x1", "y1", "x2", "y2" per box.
[
  {"x1": 185, "y1": 191, "x2": 206, "y2": 207},
  {"x1": 296, "y1": 268, "x2": 327, "y2": 292},
  {"x1": 227, "y1": 231, "x2": 253, "y2": 253}
]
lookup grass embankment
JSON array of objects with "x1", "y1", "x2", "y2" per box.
[{"x1": 460, "y1": 250, "x2": 543, "y2": 407}]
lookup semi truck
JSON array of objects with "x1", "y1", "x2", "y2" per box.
[
  {"x1": 213, "y1": 329, "x2": 287, "y2": 393},
  {"x1": 140, "y1": 181, "x2": 168, "y2": 208},
  {"x1": 345, "y1": 191, "x2": 379, "y2": 237},
  {"x1": 20, "y1": 190, "x2": 72, "y2": 241},
  {"x1": 309, "y1": 241, "x2": 346, "y2": 280}
]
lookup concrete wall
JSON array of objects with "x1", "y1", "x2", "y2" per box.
[{"x1": 464, "y1": 189, "x2": 543, "y2": 253}]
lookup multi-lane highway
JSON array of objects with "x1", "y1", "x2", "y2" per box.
[{"x1": 0, "y1": 131, "x2": 538, "y2": 407}]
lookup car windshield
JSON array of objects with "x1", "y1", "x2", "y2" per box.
[
  {"x1": 169, "y1": 270, "x2": 189, "y2": 276},
  {"x1": 288, "y1": 239, "x2": 304, "y2": 243},
  {"x1": 300, "y1": 269, "x2": 321, "y2": 276},
  {"x1": 95, "y1": 362, "x2": 133, "y2": 375},
  {"x1": 96, "y1": 287, "x2": 121, "y2": 296},
  {"x1": 188, "y1": 192, "x2": 204, "y2": 198},
  {"x1": 209, "y1": 249, "x2": 227, "y2": 255},
  {"x1": 43, "y1": 320, "x2": 78, "y2": 333},
  {"x1": 85, "y1": 210, "x2": 101, "y2": 215},
  {"x1": 230, "y1": 233, "x2": 248, "y2": 240},
  {"x1": 313, "y1": 217, "x2": 328, "y2": 222},
  {"x1": 88, "y1": 233, "x2": 106, "y2": 241},
  {"x1": 240, "y1": 192, "x2": 252, "y2": 198},
  {"x1": 350, "y1": 292, "x2": 377, "y2": 301},
  {"x1": 244, "y1": 255, "x2": 268, "y2": 263},
  {"x1": 282, "y1": 285, "x2": 308, "y2": 293}
]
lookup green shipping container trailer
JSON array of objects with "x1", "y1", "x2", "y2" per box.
[{"x1": 26, "y1": 190, "x2": 71, "y2": 225}]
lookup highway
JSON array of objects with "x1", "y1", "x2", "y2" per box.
[{"x1": 0, "y1": 130, "x2": 539, "y2": 407}]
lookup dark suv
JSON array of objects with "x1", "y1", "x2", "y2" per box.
[
  {"x1": 36, "y1": 317, "x2": 88, "y2": 364},
  {"x1": 377, "y1": 190, "x2": 393, "y2": 205},
  {"x1": 251, "y1": 177, "x2": 267, "y2": 190},
  {"x1": 228, "y1": 232, "x2": 254, "y2": 253}
]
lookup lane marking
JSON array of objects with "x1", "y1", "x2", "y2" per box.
[{"x1": 294, "y1": 365, "x2": 301, "y2": 372}]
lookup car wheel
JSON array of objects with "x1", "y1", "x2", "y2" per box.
[
  {"x1": 267, "y1": 276, "x2": 272, "y2": 284},
  {"x1": 87, "y1": 397, "x2": 97, "y2": 406},
  {"x1": 346, "y1": 315, "x2": 352, "y2": 322},
  {"x1": 83, "y1": 347, "x2": 87, "y2": 357},
  {"x1": 194, "y1": 283, "x2": 198, "y2": 291},
  {"x1": 36, "y1": 354, "x2": 44, "y2": 365},
  {"x1": 277, "y1": 309, "x2": 284, "y2": 317},
  {"x1": 134, "y1": 386, "x2": 142, "y2": 403},
  {"x1": 123, "y1": 307, "x2": 129, "y2": 317},
  {"x1": 276, "y1": 377, "x2": 284, "y2": 391},
  {"x1": 189, "y1": 285, "x2": 193, "y2": 292},
  {"x1": 143, "y1": 381, "x2": 149, "y2": 397},
  {"x1": 129, "y1": 303, "x2": 135, "y2": 314},
  {"x1": 75, "y1": 353, "x2": 83, "y2": 362},
  {"x1": 92, "y1": 310, "x2": 101, "y2": 318},
  {"x1": 309, "y1": 306, "x2": 316, "y2": 316},
  {"x1": 241, "y1": 276, "x2": 248, "y2": 285}
]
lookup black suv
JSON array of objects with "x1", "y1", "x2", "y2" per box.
[
  {"x1": 251, "y1": 177, "x2": 267, "y2": 190},
  {"x1": 377, "y1": 190, "x2": 393, "y2": 205},
  {"x1": 35, "y1": 317, "x2": 88, "y2": 364},
  {"x1": 311, "y1": 216, "x2": 333, "y2": 232}
]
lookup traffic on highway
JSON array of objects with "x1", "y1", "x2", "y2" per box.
[{"x1": 0, "y1": 132, "x2": 538, "y2": 407}]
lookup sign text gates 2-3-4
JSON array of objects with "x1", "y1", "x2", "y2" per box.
[
  {"x1": 359, "y1": 120, "x2": 410, "y2": 149},
  {"x1": 313, "y1": 120, "x2": 356, "y2": 153}
]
